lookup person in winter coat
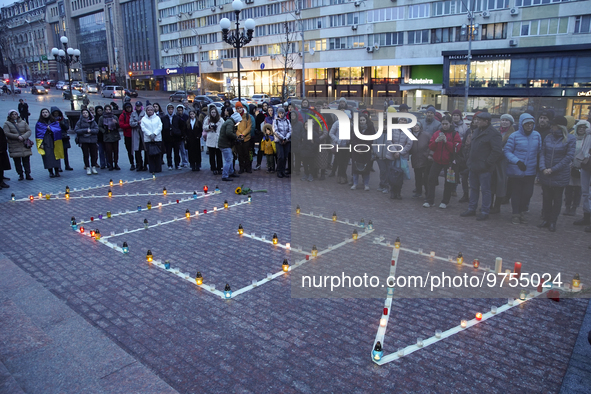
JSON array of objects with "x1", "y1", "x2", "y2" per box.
[
  {"x1": 563, "y1": 120, "x2": 590, "y2": 217},
  {"x1": 330, "y1": 115, "x2": 351, "y2": 184},
  {"x1": 503, "y1": 113, "x2": 542, "y2": 224},
  {"x1": 4, "y1": 110, "x2": 33, "y2": 180},
  {"x1": 18, "y1": 99, "x2": 30, "y2": 124},
  {"x1": 74, "y1": 108, "x2": 100, "y2": 175},
  {"x1": 94, "y1": 106, "x2": 109, "y2": 169},
  {"x1": 537, "y1": 109, "x2": 554, "y2": 142},
  {"x1": 203, "y1": 106, "x2": 223, "y2": 175},
  {"x1": 185, "y1": 110, "x2": 203, "y2": 171},
  {"x1": 141, "y1": 105, "x2": 163, "y2": 174},
  {"x1": 254, "y1": 102, "x2": 269, "y2": 170},
  {"x1": 161, "y1": 104, "x2": 185, "y2": 170},
  {"x1": 35, "y1": 108, "x2": 64, "y2": 178},
  {"x1": 451, "y1": 110, "x2": 469, "y2": 140},
  {"x1": 350, "y1": 114, "x2": 375, "y2": 191},
  {"x1": 386, "y1": 117, "x2": 414, "y2": 199},
  {"x1": 119, "y1": 102, "x2": 135, "y2": 170},
  {"x1": 573, "y1": 120, "x2": 591, "y2": 229},
  {"x1": 409, "y1": 121, "x2": 432, "y2": 198},
  {"x1": 98, "y1": 105, "x2": 121, "y2": 171},
  {"x1": 51, "y1": 107, "x2": 73, "y2": 171},
  {"x1": 273, "y1": 107, "x2": 291, "y2": 178},
  {"x1": 153, "y1": 103, "x2": 164, "y2": 118},
  {"x1": 537, "y1": 115, "x2": 576, "y2": 232},
  {"x1": 424, "y1": 115, "x2": 462, "y2": 208},
  {"x1": 261, "y1": 123, "x2": 276, "y2": 172},
  {"x1": 290, "y1": 110, "x2": 305, "y2": 178},
  {"x1": 129, "y1": 101, "x2": 147, "y2": 171},
  {"x1": 0, "y1": 124, "x2": 10, "y2": 189},
  {"x1": 420, "y1": 106, "x2": 441, "y2": 136},
  {"x1": 219, "y1": 112, "x2": 242, "y2": 181},
  {"x1": 457, "y1": 117, "x2": 479, "y2": 202},
  {"x1": 175, "y1": 105, "x2": 190, "y2": 168},
  {"x1": 234, "y1": 102, "x2": 252, "y2": 173}
]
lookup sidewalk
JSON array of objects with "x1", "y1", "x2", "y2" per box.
[
  {"x1": 560, "y1": 298, "x2": 591, "y2": 393},
  {"x1": 0, "y1": 253, "x2": 178, "y2": 394}
]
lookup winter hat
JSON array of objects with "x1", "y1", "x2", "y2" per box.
[
  {"x1": 235, "y1": 101, "x2": 244, "y2": 109},
  {"x1": 540, "y1": 109, "x2": 555, "y2": 120},
  {"x1": 551, "y1": 115, "x2": 568, "y2": 127},
  {"x1": 520, "y1": 113, "x2": 535, "y2": 125},
  {"x1": 231, "y1": 112, "x2": 242, "y2": 123},
  {"x1": 575, "y1": 120, "x2": 590, "y2": 133},
  {"x1": 277, "y1": 107, "x2": 285, "y2": 114},
  {"x1": 434, "y1": 112, "x2": 443, "y2": 122},
  {"x1": 451, "y1": 109, "x2": 462, "y2": 117},
  {"x1": 8, "y1": 109, "x2": 18, "y2": 117},
  {"x1": 146, "y1": 105, "x2": 154, "y2": 111},
  {"x1": 262, "y1": 123, "x2": 273, "y2": 134},
  {"x1": 476, "y1": 112, "x2": 492, "y2": 121},
  {"x1": 135, "y1": 101, "x2": 143, "y2": 107},
  {"x1": 123, "y1": 102, "x2": 132, "y2": 109},
  {"x1": 339, "y1": 97, "x2": 347, "y2": 103},
  {"x1": 399, "y1": 103, "x2": 410, "y2": 111},
  {"x1": 500, "y1": 114, "x2": 515, "y2": 124},
  {"x1": 426, "y1": 106, "x2": 436, "y2": 113},
  {"x1": 387, "y1": 106, "x2": 398, "y2": 113}
]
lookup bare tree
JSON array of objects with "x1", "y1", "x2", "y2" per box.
[{"x1": 279, "y1": 21, "x2": 297, "y2": 101}]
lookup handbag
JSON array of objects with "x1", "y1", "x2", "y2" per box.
[
  {"x1": 446, "y1": 166, "x2": 457, "y2": 184},
  {"x1": 23, "y1": 138, "x2": 34, "y2": 149},
  {"x1": 147, "y1": 142, "x2": 161, "y2": 156},
  {"x1": 400, "y1": 157, "x2": 411, "y2": 180}
]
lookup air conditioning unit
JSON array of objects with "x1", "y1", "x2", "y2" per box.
[
  {"x1": 482, "y1": 11, "x2": 490, "y2": 18},
  {"x1": 354, "y1": 1, "x2": 360, "y2": 6},
  {"x1": 211, "y1": 6, "x2": 216, "y2": 12},
  {"x1": 351, "y1": 24, "x2": 357, "y2": 30},
  {"x1": 366, "y1": 46, "x2": 374, "y2": 53},
  {"x1": 187, "y1": 11, "x2": 192, "y2": 16},
  {"x1": 164, "y1": 48, "x2": 168, "y2": 53},
  {"x1": 298, "y1": 52, "x2": 303, "y2": 57},
  {"x1": 218, "y1": 5, "x2": 223, "y2": 9},
  {"x1": 509, "y1": 39, "x2": 518, "y2": 46},
  {"x1": 374, "y1": 42, "x2": 380, "y2": 51},
  {"x1": 295, "y1": 9, "x2": 300, "y2": 15},
  {"x1": 245, "y1": 0, "x2": 254, "y2": 3},
  {"x1": 510, "y1": 7, "x2": 518, "y2": 16},
  {"x1": 209, "y1": 60, "x2": 214, "y2": 65},
  {"x1": 158, "y1": 18, "x2": 162, "y2": 22}
]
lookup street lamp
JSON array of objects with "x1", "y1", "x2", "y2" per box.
[
  {"x1": 219, "y1": 0, "x2": 256, "y2": 102},
  {"x1": 460, "y1": 0, "x2": 478, "y2": 113},
  {"x1": 51, "y1": 36, "x2": 81, "y2": 110}
]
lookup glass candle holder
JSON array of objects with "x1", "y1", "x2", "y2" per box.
[
  {"x1": 435, "y1": 330, "x2": 442, "y2": 339},
  {"x1": 379, "y1": 318, "x2": 387, "y2": 327},
  {"x1": 123, "y1": 228, "x2": 128, "y2": 233},
  {"x1": 507, "y1": 298, "x2": 514, "y2": 306},
  {"x1": 210, "y1": 284, "x2": 215, "y2": 291},
  {"x1": 417, "y1": 338, "x2": 424, "y2": 348},
  {"x1": 460, "y1": 320, "x2": 467, "y2": 328},
  {"x1": 344, "y1": 219, "x2": 349, "y2": 224},
  {"x1": 430, "y1": 251, "x2": 435, "y2": 258},
  {"x1": 491, "y1": 306, "x2": 497, "y2": 314},
  {"x1": 397, "y1": 348, "x2": 404, "y2": 357},
  {"x1": 418, "y1": 248, "x2": 423, "y2": 255},
  {"x1": 252, "y1": 279, "x2": 258, "y2": 286},
  {"x1": 267, "y1": 273, "x2": 273, "y2": 279}
]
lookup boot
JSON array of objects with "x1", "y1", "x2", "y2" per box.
[
  {"x1": 519, "y1": 212, "x2": 528, "y2": 224},
  {"x1": 574, "y1": 212, "x2": 590, "y2": 225},
  {"x1": 490, "y1": 199, "x2": 501, "y2": 214}
]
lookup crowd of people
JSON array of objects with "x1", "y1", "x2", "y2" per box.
[{"x1": 1, "y1": 98, "x2": 590, "y2": 237}]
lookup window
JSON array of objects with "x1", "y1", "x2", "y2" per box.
[
  {"x1": 367, "y1": 7, "x2": 403, "y2": 23},
  {"x1": 179, "y1": 19, "x2": 195, "y2": 30},
  {"x1": 481, "y1": 23, "x2": 507, "y2": 40},
  {"x1": 519, "y1": 17, "x2": 569, "y2": 36},
  {"x1": 178, "y1": 3, "x2": 193, "y2": 13},
  {"x1": 431, "y1": 27, "x2": 455, "y2": 43},
  {"x1": 368, "y1": 32, "x2": 404, "y2": 47},
  {"x1": 574, "y1": 15, "x2": 591, "y2": 33},
  {"x1": 180, "y1": 37, "x2": 196, "y2": 47},
  {"x1": 515, "y1": 0, "x2": 566, "y2": 6},
  {"x1": 408, "y1": 3, "x2": 430, "y2": 19},
  {"x1": 160, "y1": 23, "x2": 178, "y2": 34},
  {"x1": 408, "y1": 30, "x2": 430, "y2": 44}
]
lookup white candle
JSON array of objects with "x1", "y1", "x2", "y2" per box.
[{"x1": 495, "y1": 257, "x2": 503, "y2": 274}]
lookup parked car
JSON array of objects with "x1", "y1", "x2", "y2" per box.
[
  {"x1": 230, "y1": 97, "x2": 254, "y2": 106},
  {"x1": 101, "y1": 85, "x2": 125, "y2": 98},
  {"x1": 169, "y1": 90, "x2": 196, "y2": 103},
  {"x1": 55, "y1": 81, "x2": 66, "y2": 90},
  {"x1": 32, "y1": 85, "x2": 48, "y2": 95},
  {"x1": 124, "y1": 88, "x2": 138, "y2": 98},
  {"x1": 46, "y1": 80, "x2": 56, "y2": 87},
  {"x1": 16, "y1": 79, "x2": 27, "y2": 88},
  {"x1": 86, "y1": 84, "x2": 99, "y2": 93},
  {"x1": 269, "y1": 97, "x2": 282, "y2": 106},
  {"x1": 72, "y1": 82, "x2": 85, "y2": 91},
  {"x1": 251, "y1": 94, "x2": 270, "y2": 104},
  {"x1": 63, "y1": 90, "x2": 87, "y2": 100},
  {"x1": 26, "y1": 80, "x2": 34, "y2": 87}
]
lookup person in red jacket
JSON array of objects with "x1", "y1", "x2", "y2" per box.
[
  {"x1": 424, "y1": 115, "x2": 462, "y2": 209},
  {"x1": 119, "y1": 102, "x2": 135, "y2": 170}
]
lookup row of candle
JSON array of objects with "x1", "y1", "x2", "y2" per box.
[{"x1": 295, "y1": 207, "x2": 375, "y2": 230}]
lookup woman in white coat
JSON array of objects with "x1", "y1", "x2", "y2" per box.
[
  {"x1": 141, "y1": 105, "x2": 163, "y2": 174},
  {"x1": 203, "y1": 105, "x2": 223, "y2": 175}
]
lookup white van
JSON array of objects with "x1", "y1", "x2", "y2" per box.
[{"x1": 101, "y1": 86, "x2": 125, "y2": 98}]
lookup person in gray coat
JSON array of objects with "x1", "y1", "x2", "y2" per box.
[
  {"x1": 98, "y1": 105, "x2": 121, "y2": 171},
  {"x1": 74, "y1": 109, "x2": 99, "y2": 175},
  {"x1": 129, "y1": 101, "x2": 146, "y2": 171},
  {"x1": 420, "y1": 106, "x2": 441, "y2": 137},
  {"x1": 386, "y1": 117, "x2": 413, "y2": 199},
  {"x1": 537, "y1": 115, "x2": 576, "y2": 232},
  {"x1": 409, "y1": 121, "x2": 432, "y2": 198}
]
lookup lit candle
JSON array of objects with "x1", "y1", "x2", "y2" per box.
[
  {"x1": 65, "y1": 185, "x2": 70, "y2": 193},
  {"x1": 352, "y1": 230, "x2": 358, "y2": 240},
  {"x1": 65, "y1": 192, "x2": 70, "y2": 199},
  {"x1": 272, "y1": 233, "x2": 278, "y2": 245},
  {"x1": 311, "y1": 245, "x2": 318, "y2": 257},
  {"x1": 94, "y1": 229, "x2": 101, "y2": 240},
  {"x1": 372, "y1": 342, "x2": 383, "y2": 361},
  {"x1": 213, "y1": 207, "x2": 217, "y2": 212},
  {"x1": 394, "y1": 237, "x2": 401, "y2": 249},
  {"x1": 90, "y1": 229, "x2": 96, "y2": 238},
  {"x1": 296, "y1": 205, "x2": 300, "y2": 214},
  {"x1": 460, "y1": 319, "x2": 467, "y2": 328},
  {"x1": 224, "y1": 200, "x2": 229, "y2": 209},
  {"x1": 185, "y1": 209, "x2": 191, "y2": 218},
  {"x1": 332, "y1": 211, "x2": 337, "y2": 222},
  {"x1": 158, "y1": 202, "x2": 162, "y2": 208},
  {"x1": 573, "y1": 273, "x2": 581, "y2": 288},
  {"x1": 163, "y1": 187, "x2": 167, "y2": 195},
  {"x1": 147, "y1": 201, "x2": 152, "y2": 210},
  {"x1": 122, "y1": 242, "x2": 129, "y2": 254},
  {"x1": 79, "y1": 226, "x2": 85, "y2": 234},
  {"x1": 224, "y1": 284, "x2": 232, "y2": 299},
  {"x1": 38, "y1": 192, "x2": 42, "y2": 198},
  {"x1": 285, "y1": 243, "x2": 290, "y2": 250},
  {"x1": 457, "y1": 252, "x2": 464, "y2": 265},
  {"x1": 29, "y1": 195, "x2": 34, "y2": 201},
  {"x1": 247, "y1": 194, "x2": 251, "y2": 203},
  {"x1": 238, "y1": 224, "x2": 244, "y2": 235},
  {"x1": 475, "y1": 312, "x2": 482, "y2": 321},
  {"x1": 146, "y1": 250, "x2": 153, "y2": 263},
  {"x1": 119, "y1": 179, "x2": 123, "y2": 186},
  {"x1": 380, "y1": 318, "x2": 387, "y2": 327},
  {"x1": 203, "y1": 185, "x2": 208, "y2": 194},
  {"x1": 519, "y1": 289, "x2": 527, "y2": 300},
  {"x1": 109, "y1": 179, "x2": 113, "y2": 187},
  {"x1": 473, "y1": 259, "x2": 480, "y2": 269},
  {"x1": 282, "y1": 259, "x2": 289, "y2": 272},
  {"x1": 430, "y1": 251, "x2": 435, "y2": 258},
  {"x1": 10, "y1": 193, "x2": 15, "y2": 201},
  {"x1": 514, "y1": 262, "x2": 522, "y2": 277},
  {"x1": 195, "y1": 271, "x2": 203, "y2": 285}
]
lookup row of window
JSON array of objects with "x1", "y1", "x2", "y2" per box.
[
  {"x1": 71, "y1": 0, "x2": 102, "y2": 12},
  {"x1": 2, "y1": 0, "x2": 45, "y2": 18}
]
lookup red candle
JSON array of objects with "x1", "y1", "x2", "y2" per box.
[
  {"x1": 305, "y1": 255, "x2": 310, "y2": 260},
  {"x1": 90, "y1": 217, "x2": 94, "y2": 222},
  {"x1": 391, "y1": 259, "x2": 396, "y2": 266},
  {"x1": 383, "y1": 307, "x2": 388, "y2": 316},
  {"x1": 203, "y1": 186, "x2": 208, "y2": 194},
  {"x1": 475, "y1": 312, "x2": 482, "y2": 321},
  {"x1": 203, "y1": 209, "x2": 207, "y2": 214},
  {"x1": 514, "y1": 262, "x2": 522, "y2": 276},
  {"x1": 29, "y1": 195, "x2": 34, "y2": 201},
  {"x1": 176, "y1": 199, "x2": 179, "y2": 203},
  {"x1": 537, "y1": 279, "x2": 546, "y2": 292},
  {"x1": 473, "y1": 259, "x2": 480, "y2": 269}
]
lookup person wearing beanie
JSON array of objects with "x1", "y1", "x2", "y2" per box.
[
  {"x1": 94, "y1": 105, "x2": 109, "y2": 169},
  {"x1": 488, "y1": 113, "x2": 517, "y2": 213},
  {"x1": 273, "y1": 106, "x2": 291, "y2": 178},
  {"x1": 573, "y1": 120, "x2": 591, "y2": 227},
  {"x1": 537, "y1": 109, "x2": 554, "y2": 141},
  {"x1": 564, "y1": 120, "x2": 590, "y2": 218},
  {"x1": 129, "y1": 101, "x2": 147, "y2": 171},
  {"x1": 537, "y1": 115, "x2": 576, "y2": 232},
  {"x1": 141, "y1": 105, "x2": 163, "y2": 174},
  {"x1": 98, "y1": 104, "x2": 121, "y2": 171},
  {"x1": 35, "y1": 108, "x2": 64, "y2": 178},
  {"x1": 235, "y1": 100, "x2": 253, "y2": 173},
  {"x1": 4, "y1": 110, "x2": 34, "y2": 180},
  {"x1": 420, "y1": 106, "x2": 441, "y2": 136},
  {"x1": 460, "y1": 111, "x2": 502, "y2": 221},
  {"x1": 119, "y1": 102, "x2": 136, "y2": 170},
  {"x1": 503, "y1": 113, "x2": 542, "y2": 224},
  {"x1": 218, "y1": 111, "x2": 242, "y2": 181},
  {"x1": 74, "y1": 108, "x2": 100, "y2": 175},
  {"x1": 175, "y1": 104, "x2": 190, "y2": 168}
]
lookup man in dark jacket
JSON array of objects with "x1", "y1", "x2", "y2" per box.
[
  {"x1": 161, "y1": 104, "x2": 185, "y2": 170},
  {"x1": 18, "y1": 99, "x2": 30, "y2": 124},
  {"x1": 51, "y1": 106, "x2": 73, "y2": 171},
  {"x1": 537, "y1": 109, "x2": 554, "y2": 142},
  {"x1": 219, "y1": 112, "x2": 242, "y2": 181},
  {"x1": 461, "y1": 111, "x2": 502, "y2": 220}
]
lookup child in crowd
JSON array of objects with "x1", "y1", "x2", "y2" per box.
[{"x1": 260, "y1": 123, "x2": 276, "y2": 173}]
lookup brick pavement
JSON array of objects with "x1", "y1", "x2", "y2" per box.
[{"x1": 1, "y1": 154, "x2": 590, "y2": 392}]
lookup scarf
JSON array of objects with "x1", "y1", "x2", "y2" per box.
[
  {"x1": 35, "y1": 120, "x2": 62, "y2": 140},
  {"x1": 102, "y1": 113, "x2": 118, "y2": 131}
]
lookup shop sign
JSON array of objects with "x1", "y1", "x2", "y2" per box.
[
  {"x1": 577, "y1": 90, "x2": 591, "y2": 97},
  {"x1": 408, "y1": 78, "x2": 433, "y2": 84},
  {"x1": 166, "y1": 68, "x2": 179, "y2": 74}
]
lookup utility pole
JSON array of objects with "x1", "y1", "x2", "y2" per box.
[{"x1": 460, "y1": 0, "x2": 477, "y2": 114}]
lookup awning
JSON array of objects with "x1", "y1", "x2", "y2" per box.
[{"x1": 400, "y1": 84, "x2": 443, "y2": 91}]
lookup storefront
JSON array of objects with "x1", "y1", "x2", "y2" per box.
[
  {"x1": 129, "y1": 70, "x2": 156, "y2": 91},
  {"x1": 154, "y1": 66, "x2": 200, "y2": 92},
  {"x1": 400, "y1": 65, "x2": 444, "y2": 110},
  {"x1": 215, "y1": 69, "x2": 297, "y2": 98},
  {"x1": 442, "y1": 44, "x2": 591, "y2": 116}
]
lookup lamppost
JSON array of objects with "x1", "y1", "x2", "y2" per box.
[
  {"x1": 460, "y1": 0, "x2": 478, "y2": 113},
  {"x1": 51, "y1": 36, "x2": 81, "y2": 110},
  {"x1": 219, "y1": 0, "x2": 256, "y2": 102}
]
